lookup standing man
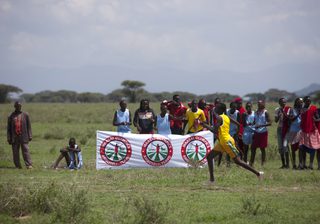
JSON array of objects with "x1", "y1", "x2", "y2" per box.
[
  {"x1": 275, "y1": 98, "x2": 290, "y2": 169},
  {"x1": 184, "y1": 99, "x2": 206, "y2": 134},
  {"x1": 113, "y1": 99, "x2": 132, "y2": 133},
  {"x1": 7, "y1": 101, "x2": 33, "y2": 169},
  {"x1": 167, "y1": 95, "x2": 187, "y2": 135},
  {"x1": 234, "y1": 97, "x2": 246, "y2": 158},
  {"x1": 198, "y1": 98, "x2": 214, "y2": 125}
]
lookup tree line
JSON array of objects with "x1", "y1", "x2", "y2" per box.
[{"x1": 0, "y1": 81, "x2": 319, "y2": 103}]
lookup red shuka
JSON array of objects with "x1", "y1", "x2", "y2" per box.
[{"x1": 300, "y1": 105, "x2": 317, "y2": 133}]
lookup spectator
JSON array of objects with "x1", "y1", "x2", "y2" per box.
[
  {"x1": 7, "y1": 101, "x2": 33, "y2": 169},
  {"x1": 155, "y1": 102, "x2": 172, "y2": 135},
  {"x1": 167, "y1": 95, "x2": 187, "y2": 135},
  {"x1": 184, "y1": 99, "x2": 206, "y2": 134},
  {"x1": 299, "y1": 96, "x2": 320, "y2": 170},
  {"x1": 133, "y1": 99, "x2": 156, "y2": 134},
  {"x1": 198, "y1": 98, "x2": 214, "y2": 125},
  {"x1": 52, "y1": 137, "x2": 83, "y2": 170},
  {"x1": 234, "y1": 97, "x2": 246, "y2": 159},
  {"x1": 284, "y1": 98, "x2": 303, "y2": 169},
  {"x1": 275, "y1": 98, "x2": 291, "y2": 169},
  {"x1": 242, "y1": 102, "x2": 255, "y2": 163},
  {"x1": 113, "y1": 99, "x2": 132, "y2": 133},
  {"x1": 250, "y1": 100, "x2": 272, "y2": 167}
]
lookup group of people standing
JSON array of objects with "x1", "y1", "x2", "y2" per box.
[
  {"x1": 275, "y1": 96, "x2": 320, "y2": 170},
  {"x1": 7, "y1": 95, "x2": 320, "y2": 176},
  {"x1": 113, "y1": 94, "x2": 320, "y2": 172}
]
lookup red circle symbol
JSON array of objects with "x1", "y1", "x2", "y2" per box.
[
  {"x1": 141, "y1": 137, "x2": 173, "y2": 166},
  {"x1": 181, "y1": 135, "x2": 211, "y2": 164},
  {"x1": 100, "y1": 136, "x2": 132, "y2": 166}
]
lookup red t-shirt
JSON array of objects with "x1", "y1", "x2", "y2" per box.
[
  {"x1": 167, "y1": 102, "x2": 187, "y2": 129},
  {"x1": 238, "y1": 107, "x2": 246, "y2": 135},
  {"x1": 199, "y1": 104, "x2": 214, "y2": 123},
  {"x1": 300, "y1": 105, "x2": 317, "y2": 133}
]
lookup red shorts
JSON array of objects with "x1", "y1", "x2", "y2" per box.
[{"x1": 252, "y1": 131, "x2": 268, "y2": 149}]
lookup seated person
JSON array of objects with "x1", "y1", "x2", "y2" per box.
[{"x1": 52, "y1": 137, "x2": 83, "y2": 169}]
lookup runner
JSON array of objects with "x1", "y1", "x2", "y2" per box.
[{"x1": 203, "y1": 103, "x2": 263, "y2": 184}]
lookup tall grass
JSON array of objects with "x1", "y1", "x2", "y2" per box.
[{"x1": 0, "y1": 181, "x2": 89, "y2": 223}]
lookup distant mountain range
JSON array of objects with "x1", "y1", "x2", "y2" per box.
[{"x1": 295, "y1": 83, "x2": 320, "y2": 96}]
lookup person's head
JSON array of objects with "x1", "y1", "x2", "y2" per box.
[
  {"x1": 303, "y1": 96, "x2": 311, "y2": 108},
  {"x1": 69, "y1": 137, "x2": 76, "y2": 147},
  {"x1": 229, "y1": 102, "x2": 236, "y2": 112},
  {"x1": 278, "y1": 98, "x2": 286, "y2": 108},
  {"x1": 294, "y1": 97, "x2": 303, "y2": 109},
  {"x1": 245, "y1": 102, "x2": 253, "y2": 113},
  {"x1": 234, "y1": 97, "x2": 242, "y2": 110},
  {"x1": 140, "y1": 99, "x2": 150, "y2": 111},
  {"x1": 190, "y1": 99, "x2": 198, "y2": 111},
  {"x1": 198, "y1": 98, "x2": 206, "y2": 109},
  {"x1": 214, "y1": 97, "x2": 221, "y2": 106},
  {"x1": 173, "y1": 95, "x2": 181, "y2": 104},
  {"x1": 14, "y1": 101, "x2": 22, "y2": 112},
  {"x1": 257, "y1": 100, "x2": 265, "y2": 110},
  {"x1": 215, "y1": 103, "x2": 227, "y2": 115},
  {"x1": 160, "y1": 103, "x2": 168, "y2": 114},
  {"x1": 119, "y1": 99, "x2": 127, "y2": 111}
]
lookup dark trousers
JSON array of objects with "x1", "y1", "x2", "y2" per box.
[
  {"x1": 12, "y1": 142, "x2": 32, "y2": 168},
  {"x1": 171, "y1": 127, "x2": 184, "y2": 135}
]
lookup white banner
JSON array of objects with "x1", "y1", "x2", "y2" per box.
[{"x1": 96, "y1": 131, "x2": 214, "y2": 170}]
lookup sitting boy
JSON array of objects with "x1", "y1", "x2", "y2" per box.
[{"x1": 52, "y1": 137, "x2": 83, "y2": 169}]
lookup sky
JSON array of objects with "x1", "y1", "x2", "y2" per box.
[{"x1": 1, "y1": 0, "x2": 320, "y2": 96}]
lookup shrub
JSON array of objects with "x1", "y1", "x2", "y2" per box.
[{"x1": 0, "y1": 182, "x2": 90, "y2": 223}]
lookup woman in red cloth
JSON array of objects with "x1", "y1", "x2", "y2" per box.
[{"x1": 299, "y1": 96, "x2": 320, "y2": 170}]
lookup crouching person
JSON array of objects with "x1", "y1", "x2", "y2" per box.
[
  {"x1": 68, "y1": 138, "x2": 83, "y2": 169},
  {"x1": 52, "y1": 137, "x2": 83, "y2": 169}
]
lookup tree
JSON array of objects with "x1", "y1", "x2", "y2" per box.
[
  {"x1": 77, "y1": 92, "x2": 105, "y2": 103},
  {"x1": 121, "y1": 80, "x2": 145, "y2": 103},
  {"x1": 244, "y1": 93, "x2": 266, "y2": 102},
  {"x1": 264, "y1": 88, "x2": 296, "y2": 102},
  {"x1": 310, "y1": 90, "x2": 320, "y2": 104},
  {"x1": 0, "y1": 84, "x2": 22, "y2": 103},
  {"x1": 199, "y1": 93, "x2": 239, "y2": 103}
]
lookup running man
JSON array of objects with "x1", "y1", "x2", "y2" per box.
[{"x1": 203, "y1": 103, "x2": 263, "y2": 184}]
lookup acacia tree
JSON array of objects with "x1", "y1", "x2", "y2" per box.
[
  {"x1": 0, "y1": 84, "x2": 22, "y2": 103},
  {"x1": 121, "y1": 80, "x2": 145, "y2": 103}
]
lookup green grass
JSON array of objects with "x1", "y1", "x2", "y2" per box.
[{"x1": 0, "y1": 102, "x2": 320, "y2": 224}]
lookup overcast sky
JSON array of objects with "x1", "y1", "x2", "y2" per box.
[{"x1": 1, "y1": 0, "x2": 320, "y2": 96}]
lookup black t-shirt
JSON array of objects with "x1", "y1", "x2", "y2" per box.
[{"x1": 134, "y1": 109, "x2": 155, "y2": 133}]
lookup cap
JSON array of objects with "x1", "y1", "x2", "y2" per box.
[{"x1": 233, "y1": 97, "x2": 242, "y2": 103}]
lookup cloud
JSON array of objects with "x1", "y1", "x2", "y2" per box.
[
  {"x1": 264, "y1": 39, "x2": 320, "y2": 62},
  {"x1": 2, "y1": 0, "x2": 320, "y2": 74},
  {"x1": 260, "y1": 11, "x2": 307, "y2": 23},
  {"x1": 0, "y1": 0, "x2": 11, "y2": 12}
]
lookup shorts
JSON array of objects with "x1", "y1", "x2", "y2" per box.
[
  {"x1": 252, "y1": 131, "x2": 268, "y2": 149},
  {"x1": 243, "y1": 131, "x2": 254, "y2": 145},
  {"x1": 213, "y1": 137, "x2": 240, "y2": 159}
]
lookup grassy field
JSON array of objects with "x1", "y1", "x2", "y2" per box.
[{"x1": 0, "y1": 102, "x2": 320, "y2": 224}]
